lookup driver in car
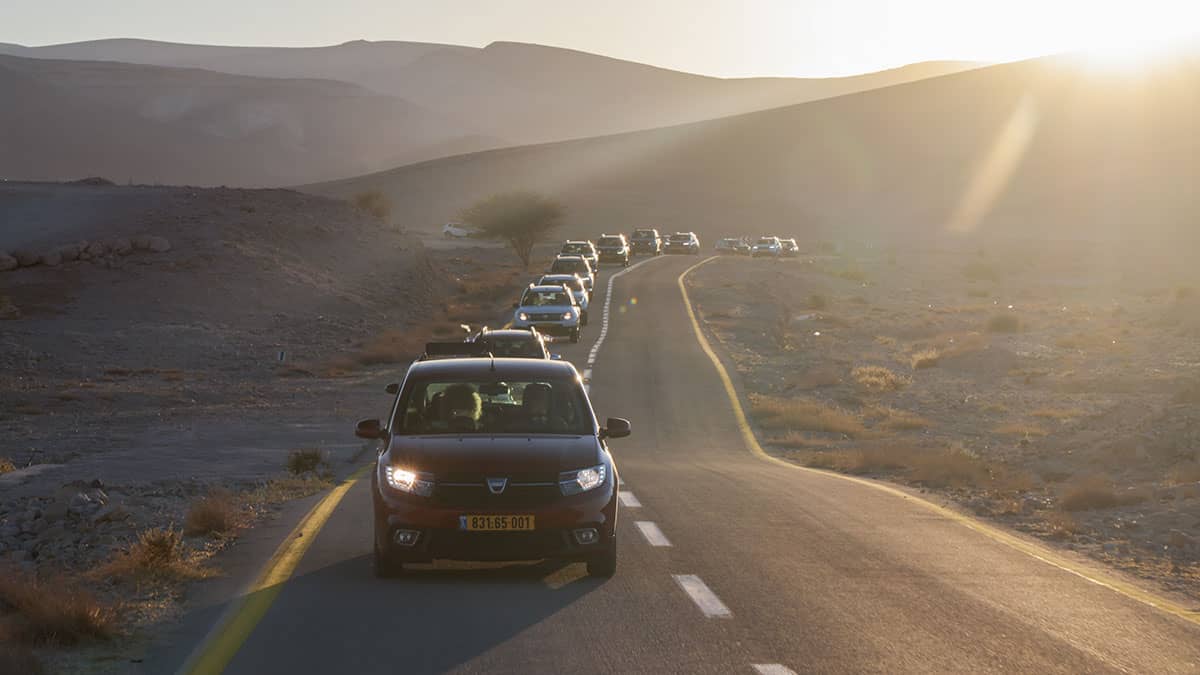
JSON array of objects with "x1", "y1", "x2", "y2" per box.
[{"x1": 516, "y1": 382, "x2": 569, "y2": 433}]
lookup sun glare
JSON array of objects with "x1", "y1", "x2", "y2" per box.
[{"x1": 1075, "y1": 35, "x2": 1189, "y2": 73}]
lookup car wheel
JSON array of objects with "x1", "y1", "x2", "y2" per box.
[
  {"x1": 586, "y1": 540, "x2": 617, "y2": 578},
  {"x1": 570, "y1": 328, "x2": 580, "y2": 343},
  {"x1": 582, "y1": 311, "x2": 589, "y2": 326}
]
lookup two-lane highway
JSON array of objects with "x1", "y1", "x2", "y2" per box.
[{"x1": 161, "y1": 254, "x2": 1199, "y2": 674}]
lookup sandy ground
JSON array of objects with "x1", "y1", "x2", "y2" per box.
[{"x1": 686, "y1": 241, "x2": 1200, "y2": 601}]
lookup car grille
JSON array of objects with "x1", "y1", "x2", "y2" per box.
[
  {"x1": 526, "y1": 312, "x2": 562, "y2": 322},
  {"x1": 433, "y1": 473, "x2": 562, "y2": 507}
]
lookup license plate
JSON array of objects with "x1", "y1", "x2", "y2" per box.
[{"x1": 459, "y1": 515, "x2": 535, "y2": 531}]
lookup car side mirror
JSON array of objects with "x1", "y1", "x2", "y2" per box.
[
  {"x1": 385, "y1": 383, "x2": 399, "y2": 395},
  {"x1": 601, "y1": 417, "x2": 631, "y2": 439},
  {"x1": 549, "y1": 353, "x2": 563, "y2": 360},
  {"x1": 355, "y1": 418, "x2": 386, "y2": 440}
]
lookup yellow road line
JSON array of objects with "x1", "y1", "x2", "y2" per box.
[
  {"x1": 677, "y1": 256, "x2": 1200, "y2": 627},
  {"x1": 180, "y1": 465, "x2": 371, "y2": 675}
]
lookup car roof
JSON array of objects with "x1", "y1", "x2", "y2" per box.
[
  {"x1": 525, "y1": 284, "x2": 571, "y2": 293},
  {"x1": 554, "y1": 254, "x2": 585, "y2": 261},
  {"x1": 563, "y1": 240, "x2": 592, "y2": 246},
  {"x1": 540, "y1": 274, "x2": 581, "y2": 281},
  {"x1": 407, "y1": 357, "x2": 578, "y2": 380},
  {"x1": 480, "y1": 329, "x2": 540, "y2": 339}
]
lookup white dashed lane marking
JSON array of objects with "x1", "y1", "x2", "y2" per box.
[
  {"x1": 752, "y1": 665, "x2": 798, "y2": 675},
  {"x1": 618, "y1": 491, "x2": 642, "y2": 507},
  {"x1": 634, "y1": 521, "x2": 672, "y2": 547},
  {"x1": 583, "y1": 256, "x2": 660, "y2": 369},
  {"x1": 673, "y1": 574, "x2": 732, "y2": 618}
]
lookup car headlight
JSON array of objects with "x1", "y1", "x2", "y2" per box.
[
  {"x1": 562, "y1": 311, "x2": 574, "y2": 320},
  {"x1": 518, "y1": 312, "x2": 529, "y2": 321},
  {"x1": 384, "y1": 466, "x2": 434, "y2": 497},
  {"x1": 559, "y1": 464, "x2": 606, "y2": 496}
]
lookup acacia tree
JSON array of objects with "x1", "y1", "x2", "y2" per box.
[{"x1": 460, "y1": 191, "x2": 564, "y2": 269}]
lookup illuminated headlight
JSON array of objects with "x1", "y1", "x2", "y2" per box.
[
  {"x1": 517, "y1": 312, "x2": 529, "y2": 321},
  {"x1": 559, "y1": 464, "x2": 606, "y2": 496},
  {"x1": 385, "y1": 466, "x2": 434, "y2": 497},
  {"x1": 561, "y1": 311, "x2": 574, "y2": 320}
]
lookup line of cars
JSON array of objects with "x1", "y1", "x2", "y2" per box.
[
  {"x1": 715, "y1": 235, "x2": 799, "y2": 258},
  {"x1": 355, "y1": 236, "x2": 651, "y2": 579}
]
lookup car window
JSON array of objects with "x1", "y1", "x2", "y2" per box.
[
  {"x1": 598, "y1": 237, "x2": 623, "y2": 246},
  {"x1": 394, "y1": 378, "x2": 592, "y2": 435},
  {"x1": 486, "y1": 338, "x2": 543, "y2": 358},
  {"x1": 522, "y1": 290, "x2": 570, "y2": 306},
  {"x1": 669, "y1": 234, "x2": 690, "y2": 242}
]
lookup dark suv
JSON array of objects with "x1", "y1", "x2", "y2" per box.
[
  {"x1": 359, "y1": 358, "x2": 631, "y2": 577},
  {"x1": 595, "y1": 234, "x2": 631, "y2": 267},
  {"x1": 629, "y1": 229, "x2": 662, "y2": 256}
]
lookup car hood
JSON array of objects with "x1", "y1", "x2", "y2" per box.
[{"x1": 386, "y1": 434, "x2": 601, "y2": 474}]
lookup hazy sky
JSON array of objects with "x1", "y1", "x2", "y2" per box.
[{"x1": 5, "y1": 0, "x2": 1197, "y2": 76}]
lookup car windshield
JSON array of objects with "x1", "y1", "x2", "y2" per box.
[
  {"x1": 562, "y1": 243, "x2": 589, "y2": 254},
  {"x1": 394, "y1": 378, "x2": 592, "y2": 435},
  {"x1": 598, "y1": 237, "x2": 623, "y2": 246},
  {"x1": 540, "y1": 277, "x2": 583, "y2": 292},
  {"x1": 551, "y1": 259, "x2": 587, "y2": 275},
  {"x1": 757, "y1": 238, "x2": 775, "y2": 245},
  {"x1": 522, "y1": 290, "x2": 571, "y2": 306},
  {"x1": 632, "y1": 230, "x2": 655, "y2": 238},
  {"x1": 483, "y1": 337, "x2": 544, "y2": 358},
  {"x1": 668, "y1": 234, "x2": 691, "y2": 242}
]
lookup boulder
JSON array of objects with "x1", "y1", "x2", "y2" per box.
[
  {"x1": 12, "y1": 249, "x2": 40, "y2": 267},
  {"x1": 147, "y1": 236, "x2": 172, "y2": 253},
  {"x1": 0, "y1": 253, "x2": 17, "y2": 271},
  {"x1": 111, "y1": 238, "x2": 133, "y2": 255}
]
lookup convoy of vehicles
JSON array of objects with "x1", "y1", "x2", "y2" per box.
[{"x1": 356, "y1": 229, "x2": 806, "y2": 577}]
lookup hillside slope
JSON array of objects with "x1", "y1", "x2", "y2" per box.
[{"x1": 307, "y1": 53, "x2": 1200, "y2": 254}]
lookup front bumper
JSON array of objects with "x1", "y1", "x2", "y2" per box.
[
  {"x1": 375, "y1": 480, "x2": 617, "y2": 562},
  {"x1": 631, "y1": 242, "x2": 659, "y2": 254},
  {"x1": 512, "y1": 319, "x2": 578, "y2": 336},
  {"x1": 664, "y1": 245, "x2": 696, "y2": 254},
  {"x1": 597, "y1": 250, "x2": 628, "y2": 262}
]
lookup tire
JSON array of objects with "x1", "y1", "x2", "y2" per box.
[
  {"x1": 582, "y1": 311, "x2": 589, "y2": 326},
  {"x1": 570, "y1": 328, "x2": 580, "y2": 343},
  {"x1": 586, "y1": 541, "x2": 617, "y2": 578},
  {"x1": 623, "y1": 258, "x2": 630, "y2": 268}
]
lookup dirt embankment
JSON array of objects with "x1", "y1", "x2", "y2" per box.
[{"x1": 687, "y1": 241, "x2": 1200, "y2": 602}]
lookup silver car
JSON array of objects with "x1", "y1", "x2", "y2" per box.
[
  {"x1": 537, "y1": 274, "x2": 591, "y2": 325},
  {"x1": 511, "y1": 284, "x2": 583, "y2": 343}
]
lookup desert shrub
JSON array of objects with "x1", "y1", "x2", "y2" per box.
[
  {"x1": 992, "y1": 423, "x2": 1048, "y2": 437},
  {"x1": 1031, "y1": 408, "x2": 1085, "y2": 421},
  {"x1": 910, "y1": 349, "x2": 941, "y2": 370},
  {"x1": 351, "y1": 190, "x2": 391, "y2": 221},
  {"x1": 1060, "y1": 475, "x2": 1145, "y2": 512},
  {"x1": 851, "y1": 365, "x2": 909, "y2": 393},
  {"x1": 286, "y1": 449, "x2": 325, "y2": 477},
  {"x1": 0, "y1": 570, "x2": 114, "y2": 646},
  {"x1": 865, "y1": 406, "x2": 933, "y2": 431},
  {"x1": 749, "y1": 395, "x2": 866, "y2": 437},
  {"x1": 461, "y1": 191, "x2": 564, "y2": 269},
  {"x1": 184, "y1": 489, "x2": 240, "y2": 537},
  {"x1": 1044, "y1": 511, "x2": 1080, "y2": 540},
  {"x1": 0, "y1": 457, "x2": 14, "y2": 474},
  {"x1": 806, "y1": 294, "x2": 829, "y2": 310},
  {"x1": 95, "y1": 527, "x2": 209, "y2": 582},
  {"x1": 986, "y1": 314, "x2": 1021, "y2": 333},
  {"x1": 908, "y1": 447, "x2": 991, "y2": 488}
]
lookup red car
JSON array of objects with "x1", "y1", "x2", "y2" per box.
[{"x1": 356, "y1": 357, "x2": 630, "y2": 578}]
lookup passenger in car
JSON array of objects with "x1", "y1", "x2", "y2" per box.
[
  {"x1": 518, "y1": 382, "x2": 569, "y2": 433},
  {"x1": 444, "y1": 383, "x2": 482, "y2": 432}
]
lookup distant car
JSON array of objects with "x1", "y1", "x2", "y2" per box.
[
  {"x1": 752, "y1": 236, "x2": 782, "y2": 258},
  {"x1": 467, "y1": 327, "x2": 557, "y2": 359},
  {"x1": 629, "y1": 228, "x2": 662, "y2": 256},
  {"x1": 734, "y1": 239, "x2": 752, "y2": 256},
  {"x1": 511, "y1": 284, "x2": 583, "y2": 343},
  {"x1": 715, "y1": 238, "x2": 742, "y2": 255},
  {"x1": 780, "y1": 238, "x2": 799, "y2": 257},
  {"x1": 560, "y1": 241, "x2": 599, "y2": 271},
  {"x1": 595, "y1": 234, "x2": 631, "y2": 267},
  {"x1": 442, "y1": 222, "x2": 477, "y2": 238},
  {"x1": 359, "y1": 357, "x2": 629, "y2": 577},
  {"x1": 664, "y1": 232, "x2": 701, "y2": 255},
  {"x1": 537, "y1": 274, "x2": 591, "y2": 325},
  {"x1": 549, "y1": 255, "x2": 596, "y2": 292}
]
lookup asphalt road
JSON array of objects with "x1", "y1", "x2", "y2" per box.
[{"x1": 161, "y1": 254, "x2": 1200, "y2": 674}]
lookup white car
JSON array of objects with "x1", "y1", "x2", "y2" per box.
[
  {"x1": 752, "y1": 236, "x2": 782, "y2": 258},
  {"x1": 548, "y1": 255, "x2": 596, "y2": 292},
  {"x1": 511, "y1": 284, "x2": 583, "y2": 343},
  {"x1": 537, "y1": 274, "x2": 591, "y2": 325},
  {"x1": 442, "y1": 222, "x2": 477, "y2": 238}
]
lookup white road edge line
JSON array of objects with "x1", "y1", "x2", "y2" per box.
[
  {"x1": 618, "y1": 491, "x2": 642, "y2": 507},
  {"x1": 673, "y1": 574, "x2": 732, "y2": 618},
  {"x1": 635, "y1": 521, "x2": 671, "y2": 547},
  {"x1": 583, "y1": 255, "x2": 661, "y2": 370},
  {"x1": 752, "y1": 665, "x2": 798, "y2": 675}
]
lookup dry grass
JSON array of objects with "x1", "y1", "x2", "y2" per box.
[
  {"x1": 851, "y1": 365, "x2": 909, "y2": 393},
  {"x1": 286, "y1": 449, "x2": 328, "y2": 477},
  {"x1": 1044, "y1": 511, "x2": 1081, "y2": 540},
  {"x1": 806, "y1": 294, "x2": 829, "y2": 310},
  {"x1": 749, "y1": 395, "x2": 866, "y2": 437},
  {"x1": 351, "y1": 190, "x2": 391, "y2": 221},
  {"x1": 789, "y1": 367, "x2": 841, "y2": 390},
  {"x1": 1060, "y1": 475, "x2": 1146, "y2": 512},
  {"x1": 0, "y1": 457, "x2": 15, "y2": 474},
  {"x1": 769, "y1": 432, "x2": 838, "y2": 450},
  {"x1": 967, "y1": 288, "x2": 991, "y2": 298},
  {"x1": 1031, "y1": 407, "x2": 1086, "y2": 421},
  {"x1": 910, "y1": 348, "x2": 941, "y2": 370},
  {"x1": 0, "y1": 569, "x2": 115, "y2": 645},
  {"x1": 184, "y1": 489, "x2": 241, "y2": 537},
  {"x1": 986, "y1": 314, "x2": 1021, "y2": 333},
  {"x1": 907, "y1": 446, "x2": 995, "y2": 489},
  {"x1": 246, "y1": 476, "x2": 334, "y2": 505},
  {"x1": 95, "y1": 527, "x2": 211, "y2": 582},
  {"x1": 327, "y1": 329, "x2": 428, "y2": 372},
  {"x1": 992, "y1": 423, "x2": 1049, "y2": 437},
  {"x1": 865, "y1": 406, "x2": 934, "y2": 431}
]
